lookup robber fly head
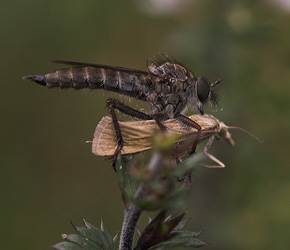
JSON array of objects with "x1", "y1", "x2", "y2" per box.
[
  {"x1": 193, "y1": 76, "x2": 222, "y2": 115},
  {"x1": 147, "y1": 55, "x2": 222, "y2": 116}
]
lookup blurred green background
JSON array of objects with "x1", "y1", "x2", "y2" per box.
[{"x1": 1, "y1": 0, "x2": 290, "y2": 249}]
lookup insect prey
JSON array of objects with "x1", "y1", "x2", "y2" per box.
[{"x1": 89, "y1": 114, "x2": 258, "y2": 168}]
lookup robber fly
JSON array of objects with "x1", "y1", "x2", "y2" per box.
[
  {"x1": 89, "y1": 114, "x2": 260, "y2": 168},
  {"x1": 24, "y1": 56, "x2": 221, "y2": 167}
]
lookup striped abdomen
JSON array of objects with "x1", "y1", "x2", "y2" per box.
[{"x1": 25, "y1": 67, "x2": 152, "y2": 99}]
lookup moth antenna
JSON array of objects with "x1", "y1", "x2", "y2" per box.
[{"x1": 227, "y1": 126, "x2": 263, "y2": 143}]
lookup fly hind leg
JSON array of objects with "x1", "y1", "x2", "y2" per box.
[{"x1": 106, "y1": 98, "x2": 153, "y2": 170}]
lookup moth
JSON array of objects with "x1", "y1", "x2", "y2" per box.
[{"x1": 89, "y1": 114, "x2": 258, "y2": 168}]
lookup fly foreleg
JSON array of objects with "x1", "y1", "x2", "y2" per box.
[
  {"x1": 173, "y1": 115, "x2": 202, "y2": 184},
  {"x1": 177, "y1": 114, "x2": 201, "y2": 155}
]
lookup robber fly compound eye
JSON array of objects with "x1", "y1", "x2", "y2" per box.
[{"x1": 196, "y1": 76, "x2": 210, "y2": 103}]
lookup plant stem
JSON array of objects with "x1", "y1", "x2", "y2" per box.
[
  {"x1": 119, "y1": 204, "x2": 142, "y2": 250},
  {"x1": 119, "y1": 152, "x2": 164, "y2": 250}
]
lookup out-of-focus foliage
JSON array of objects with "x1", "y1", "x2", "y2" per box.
[
  {"x1": 52, "y1": 218, "x2": 119, "y2": 250},
  {"x1": 136, "y1": 211, "x2": 208, "y2": 249},
  {"x1": 1, "y1": 0, "x2": 289, "y2": 250}
]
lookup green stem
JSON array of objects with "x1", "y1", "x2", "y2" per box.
[{"x1": 119, "y1": 152, "x2": 164, "y2": 250}]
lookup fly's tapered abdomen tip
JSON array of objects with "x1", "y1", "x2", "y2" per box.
[{"x1": 23, "y1": 75, "x2": 46, "y2": 86}]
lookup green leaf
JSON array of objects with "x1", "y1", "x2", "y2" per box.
[
  {"x1": 148, "y1": 237, "x2": 208, "y2": 249},
  {"x1": 83, "y1": 219, "x2": 106, "y2": 245},
  {"x1": 172, "y1": 230, "x2": 203, "y2": 238},
  {"x1": 62, "y1": 233, "x2": 100, "y2": 250},
  {"x1": 113, "y1": 231, "x2": 120, "y2": 244},
  {"x1": 101, "y1": 218, "x2": 115, "y2": 249},
  {"x1": 53, "y1": 219, "x2": 118, "y2": 250},
  {"x1": 149, "y1": 224, "x2": 208, "y2": 250},
  {"x1": 134, "y1": 184, "x2": 191, "y2": 211},
  {"x1": 116, "y1": 157, "x2": 140, "y2": 204},
  {"x1": 52, "y1": 241, "x2": 84, "y2": 250},
  {"x1": 173, "y1": 218, "x2": 191, "y2": 231},
  {"x1": 171, "y1": 152, "x2": 205, "y2": 178}
]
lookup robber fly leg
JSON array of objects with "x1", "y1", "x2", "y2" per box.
[
  {"x1": 152, "y1": 113, "x2": 168, "y2": 131},
  {"x1": 106, "y1": 98, "x2": 153, "y2": 169},
  {"x1": 177, "y1": 114, "x2": 201, "y2": 155},
  {"x1": 202, "y1": 135, "x2": 225, "y2": 168},
  {"x1": 106, "y1": 100, "x2": 124, "y2": 170},
  {"x1": 107, "y1": 98, "x2": 153, "y2": 120}
]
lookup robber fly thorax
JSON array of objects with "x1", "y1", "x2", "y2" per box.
[{"x1": 24, "y1": 55, "x2": 221, "y2": 167}]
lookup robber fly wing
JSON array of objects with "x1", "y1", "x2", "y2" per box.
[{"x1": 51, "y1": 59, "x2": 149, "y2": 75}]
